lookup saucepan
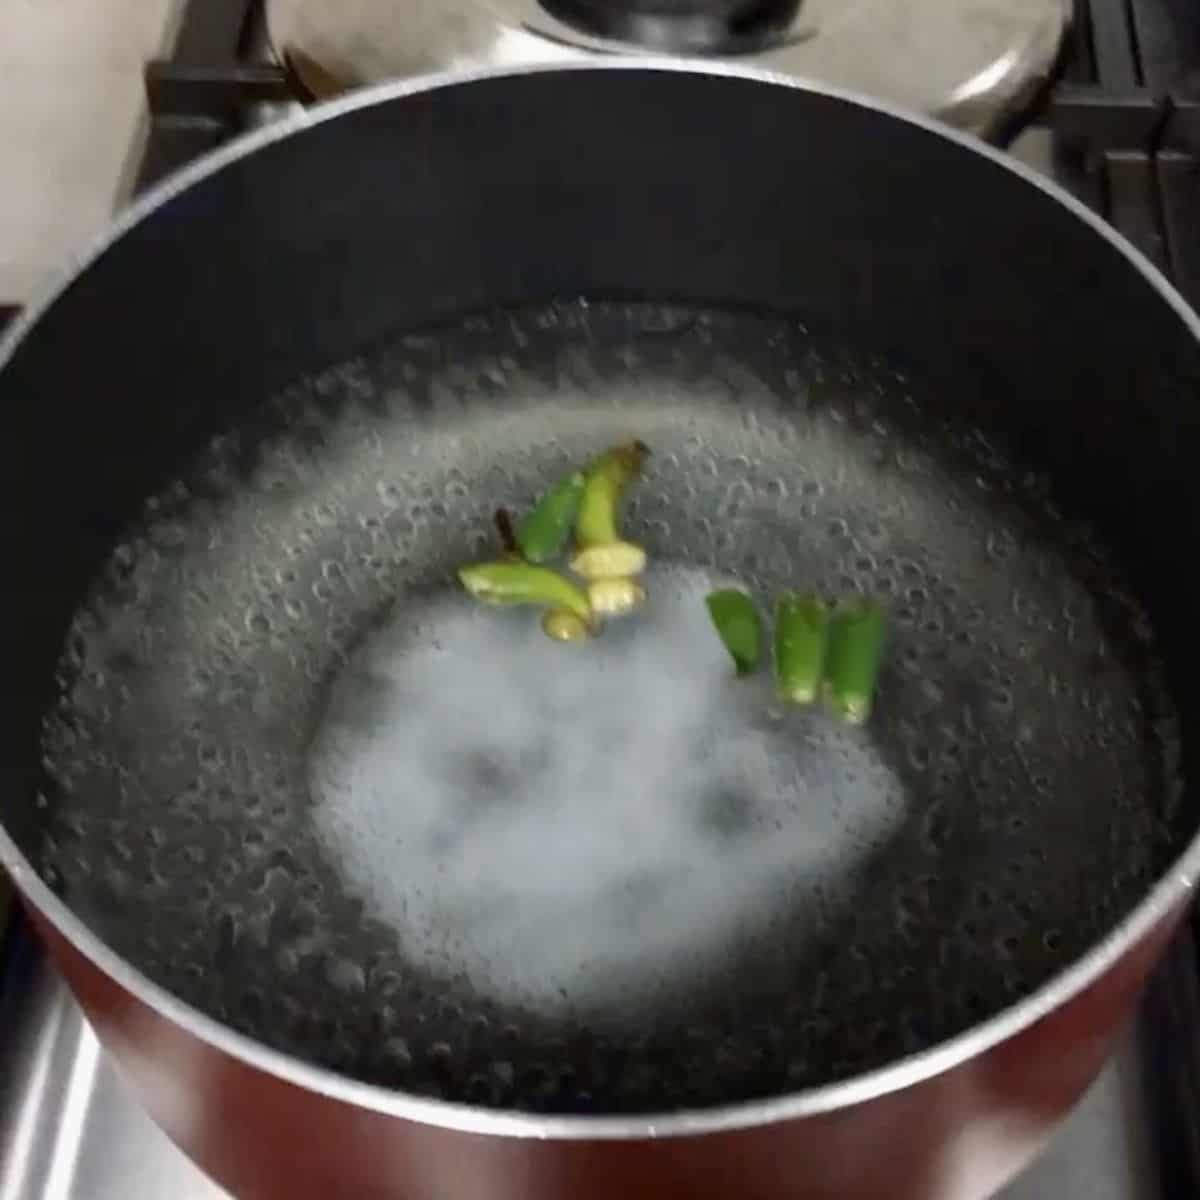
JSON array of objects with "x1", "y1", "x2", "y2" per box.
[{"x1": 2, "y1": 62, "x2": 1200, "y2": 1200}]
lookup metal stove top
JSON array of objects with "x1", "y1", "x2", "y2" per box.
[
  {"x1": 5, "y1": 0, "x2": 1200, "y2": 1196},
  {"x1": 264, "y1": 0, "x2": 1070, "y2": 134}
]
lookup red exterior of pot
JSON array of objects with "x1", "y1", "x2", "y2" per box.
[{"x1": 28, "y1": 902, "x2": 1184, "y2": 1200}]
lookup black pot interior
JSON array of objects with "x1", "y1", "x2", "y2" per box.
[{"x1": 3, "y1": 68, "x2": 1200, "y2": 1113}]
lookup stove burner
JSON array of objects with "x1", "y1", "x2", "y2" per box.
[
  {"x1": 263, "y1": 0, "x2": 1069, "y2": 133},
  {"x1": 538, "y1": 0, "x2": 804, "y2": 53}
]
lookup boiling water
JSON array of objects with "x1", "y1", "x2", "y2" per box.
[
  {"x1": 313, "y1": 569, "x2": 904, "y2": 1021},
  {"x1": 38, "y1": 302, "x2": 1181, "y2": 1112}
]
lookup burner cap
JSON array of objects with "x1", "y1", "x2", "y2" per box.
[{"x1": 267, "y1": 0, "x2": 1068, "y2": 132}]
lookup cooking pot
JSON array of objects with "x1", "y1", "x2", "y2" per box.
[{"x1": 3, "y1": 62, "x2": 1200, "y2": 1200}]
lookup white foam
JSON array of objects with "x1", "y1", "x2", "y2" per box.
[{"x1": 310, "y1": 566, "x2": 906, "y2": 1022}]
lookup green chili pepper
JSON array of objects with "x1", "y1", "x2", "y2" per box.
[
  {"x1": 458, "y1": 561, "x2": 592, "y2": 623},
  {"x1": 576, "y1": 440, "x2": 647, "y2": 547},
  {"x1": 572, "y1": 441, "x2": 649, "y2": 579},
  {"x1": 541, "y1": 607, "x2": 592, "y2": 642},
  {"x1": 516, "y1": 471, "x2": 586, "y2": 563},
  {"x1": 706, "y1": 589, "x2": 763, "y2": 676},
  {"x1": 823, "y1": 598, "x2": 886, "y2": 724},
  {"x1": 775, "y1": 592, "x2": 830, "y2": 705}
]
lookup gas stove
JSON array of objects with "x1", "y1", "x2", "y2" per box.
[{"x1": 3, "y1": 0, "x2": 1200, "y2": 1196}]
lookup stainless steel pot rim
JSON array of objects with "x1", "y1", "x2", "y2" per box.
[{"x1": 2, "y1": 58, "x2": 1198, "y2": 1141}]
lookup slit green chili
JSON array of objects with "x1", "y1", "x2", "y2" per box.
[
  {"x1": 515, "y1": 471, "x2": 586, "y2": 563},
  {"x1": 823, "y1": 598, "x2": 886, "y2": 724},
  {"x1": 458, "y1": 561, "x2": 592, "y2": 624},
  {"x1": 575, "y1": 441, "x2": 648, "y2": 548},
  {"x1": 541, "y1": 607, "x2": 592, "y2": 642},
  {"x1": 571, "y1": 441, "x2": 649, "y2": 581},
  {"x1": 705, "y1": 589, "x2": 763, "y2": 676},
  {"x1": 775, "y1": 592, "x2": 830, "y2": 704}
]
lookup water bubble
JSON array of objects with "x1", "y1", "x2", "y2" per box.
[
  {"x1": 377, "y1": 481, "x2": 402, "y2": 507},
  {"x1": 382, "y1": 1038, "x2": 413, "y2": 1070},
  {"x1": 325, "y1": 957, "x2": 367, "y2": 994},
  {"x1": 245, "y1": 609, "x2": 271, "y2": 636}
]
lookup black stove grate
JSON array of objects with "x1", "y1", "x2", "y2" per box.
[
  {"x1": 134, "y1": 0, "x2": 293, "y2": 191},
  {"x1": 1047, "y1": 0, "x2": 1200, "y2": 301}
]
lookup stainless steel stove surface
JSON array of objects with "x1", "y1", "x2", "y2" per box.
[
  {"x1": 5, "y1": 0, "x2": 1200, "y2": 1197},
  {"x1": 265, "y1": 0, "x2": 1070, "y2": 133}
]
